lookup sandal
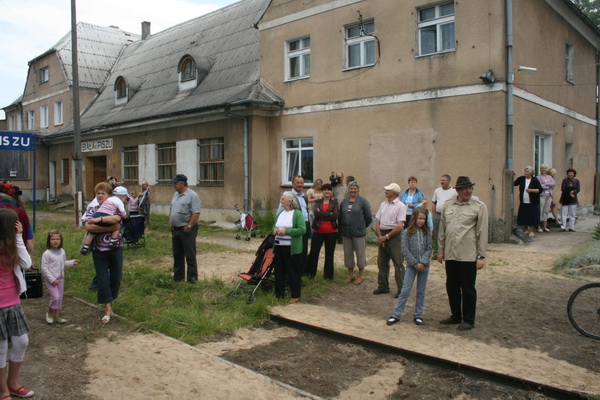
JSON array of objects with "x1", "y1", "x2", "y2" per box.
[
  {"x1": 9, "y1": 386, "x2": 34, "y2": 398},
  {"x1": 101, "y1": 315, "x2": 111, "y2": 324},
  {"x1": 386, "y1": 316, "x2": 400, "y2": 326},
  {"x1": 80, "y1": 243, "x2": 91, "y2": 255},
  {"x1": 345, "y1": 276, "x2": 355, "y2": 283},
  {"x1": 1, "y1": 396, "x2": 13, "y2": 400},
  {"x1": 353, "y1": 277, "x2": 363, "y2": 285}
]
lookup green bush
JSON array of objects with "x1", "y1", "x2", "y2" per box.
[
  {"x1": 592, "y1": 222, "x2": 600, "y2": 240},
  {"x1": 554, "y1": 240, "x2": 600, "y2": 276}
]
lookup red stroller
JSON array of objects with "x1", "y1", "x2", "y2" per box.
[
  {"x1": 234, "y1": 203, "x2": 258, "y2": 241},
  {"x1": 229, "y1": 234, "x2": 274, "y2": 303}
]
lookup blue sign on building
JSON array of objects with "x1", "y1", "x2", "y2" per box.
[{"x1": 0, "y1": 132, "x2": 36, "y2": 151}]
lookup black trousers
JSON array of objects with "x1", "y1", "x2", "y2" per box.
[
  {"x1": 172, "y1": 226, "x2": 198, "y2": 282},
  {"x1": 274, "y1": 245, "x2": 301, "y2": 298},
  {"x1": 445, "y1": 260, "x2": 478, "y2": 324},
  {"x1": 299, "y1": 221, "x2": 310, "y2": 275},
  {"x1": 305, "y1": 232, "x2": 337, "y2": 280}
]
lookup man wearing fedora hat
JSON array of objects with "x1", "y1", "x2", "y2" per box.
[
  {"x1": 373, "y1": 183, "x2": 407, "y2": 296},
  {"x1": 169, "y1": 174, "x2": 201, "y2": 283},
  {"x1": 437, "y1": 176, "x2": 488, "y2": 331}
]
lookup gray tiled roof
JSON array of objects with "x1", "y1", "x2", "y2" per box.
[
  {"x1": 72, "y1": 0, "x2": 280, "y2": 133},
  {"x1": 39, "y1": 22, "x2": 140, "y2": 90}
]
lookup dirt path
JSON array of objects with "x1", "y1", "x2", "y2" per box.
[{"x1": 20, "y1": 215, "x2": 600, "y2": 399}]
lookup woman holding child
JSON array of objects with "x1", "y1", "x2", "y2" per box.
[{"x1": 82, "y1": 182, "x2": 127, "y2": 324}]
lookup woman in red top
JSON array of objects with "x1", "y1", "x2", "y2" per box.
[{"x1": 305, "y1": 183, "x2": 340, "y2": 280}]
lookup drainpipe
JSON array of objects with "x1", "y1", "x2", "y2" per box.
[
  {"x1": 225, "y1": 111, "x2": 249, "y2": 213},
  {"x1": 506, "y1": 0, "x2": 514, "y2": 171},
  {"x1": 226, "y1": 99, "x2": 282, "y2": 213},
  {"x1": 504, "y1": 0, "x2": 515, "y2": 240},
  {"x1": 596, "y1": 49, "x2": 600, "y2": 209}
]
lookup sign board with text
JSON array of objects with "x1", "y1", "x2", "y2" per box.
[
  {"x1": 0, "y1": 131, "x2": 35, "y2": 151},
  {"x1": 81, "y1": 139, "x2": 113, "y2": 153}
]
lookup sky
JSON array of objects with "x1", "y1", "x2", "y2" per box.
[{"x1": 0, "y1": 0, "x2": 239, "y2": 119}]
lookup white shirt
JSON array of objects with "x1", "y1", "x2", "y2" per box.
[{"x1": 432, "y1": 187, "x2": 457, "y2": 213}]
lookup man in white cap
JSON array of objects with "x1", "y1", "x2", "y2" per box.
[{"x1": 373, "y1": 183, "x2": 406, "y2": 296}]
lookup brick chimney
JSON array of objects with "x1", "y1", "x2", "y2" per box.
[{"x1": 142, "y1": 21, "x2": 151, "y2": 40}]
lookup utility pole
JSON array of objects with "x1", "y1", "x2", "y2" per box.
[{"x1": 71, "y1": 0, "x2": 83, "y2": 223}]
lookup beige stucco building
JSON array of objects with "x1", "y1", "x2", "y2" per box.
[{"x1": 2, "y1": 0, "x2": 599, "y2": 241}]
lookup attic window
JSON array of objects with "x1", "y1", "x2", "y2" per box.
[
  {"x1": 115, "y1": 78, "x2": 127, "y2": 98},
  {"x1": 179, "y1": 56, "x2": 196, "y2": 82},
  {"x1": 114, "y1": 77, "x2": 128, "y2": 106}
]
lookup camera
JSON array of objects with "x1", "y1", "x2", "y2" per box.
[{"x1": 329, "y1": 172, "x2": 341, "y2": 187}]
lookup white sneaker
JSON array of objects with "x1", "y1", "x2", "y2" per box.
[
  {"x1": 45, "y1": 313, "x2": 54, "y2": 324},
  {"x1": 55, "y1": 317, "x2": 67, "y2": 324}
]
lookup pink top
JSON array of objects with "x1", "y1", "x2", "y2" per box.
[
  {"x1": 375, "y1": 197, "x2": 407, "y2": 230},
  {"x1": 0, "y1": 267, "x2": 19, "y2": 308},
  {"x1": 128, "y1": 197, "x2": 139, "y2": 213},
  {"x1": 96, "y1": 196, "x2": 127, "y2": 218}
]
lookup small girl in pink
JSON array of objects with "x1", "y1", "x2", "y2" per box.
[{"x1": 41, "y1": 230, "x2": 80, "y2": 324}]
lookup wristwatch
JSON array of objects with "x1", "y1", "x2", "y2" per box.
[{"x1": 186, "y1": 224, "x2": 192, "y2": 229}]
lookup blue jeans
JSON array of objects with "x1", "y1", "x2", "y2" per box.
[
  {"x1": 392, "y1": 265, "x2": 429, "y2": 319},
  {"x1": 92, "y1": 247, "x2": 123, "y2": 304}
]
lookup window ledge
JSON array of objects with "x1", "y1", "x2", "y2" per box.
[
  {"x1": 342, "y1": 64, "x2": 375, "y2": 72},
  {"x1": 284, "y1": 76, "x2": 310, "y2": 83},
  {"x1": 415, "y1": 49, "x2": 455, "y2": 58}
]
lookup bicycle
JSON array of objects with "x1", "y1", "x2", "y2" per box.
[{"x1": 567, "y1": 282, "x2": 600, "y2": 340}]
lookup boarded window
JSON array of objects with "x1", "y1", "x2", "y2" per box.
[{"x1": 0, "y1": 151, "x2": 29, "y2": 180}]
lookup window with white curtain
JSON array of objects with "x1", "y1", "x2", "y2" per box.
[{"x1": 283, "y1": 138, "x2": 313, "y2": 185}]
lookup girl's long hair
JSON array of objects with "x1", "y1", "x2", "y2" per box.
[
  {"x1": 0, "y1": 208, "x2": 18, "y2": 270},
  {"x1": 406, "y1": 207, "x2": 430, "y2": 235},
  {"x1": 46, "y1": 230, "x2": 63, "y2": 249}
]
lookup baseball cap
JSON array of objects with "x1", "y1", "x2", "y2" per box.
[
  {"x1": 172, "y1": 174, "x2": 188, "y2": 183},
  {"x1": 384, "y1": 183, "x2": 401, "y2": 193}
]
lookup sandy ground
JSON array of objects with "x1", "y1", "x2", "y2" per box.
[{"x1": 21, "y1": 215, "x2": 600, "y2": 399}]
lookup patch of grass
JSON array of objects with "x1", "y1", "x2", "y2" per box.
[
  {"x1": 554, "y1": 240, "x2": 600, "y2": 277},
  {"x1": 31, "y1": 209, "x2": 343, "y2": 344}
]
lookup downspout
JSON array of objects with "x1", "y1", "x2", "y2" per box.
[
  {"x1": 504, "y1": 0, "x2": 515, "y2": 240},
  {"x1": 596, "y1": 49, "x2": 600, "y2": 209},
  {"x1": 506, "y1": 0, "x2": 513, "y2": 171},
  {"x1": 225, "y1": 112, "x2": 249, "y2": 213}
]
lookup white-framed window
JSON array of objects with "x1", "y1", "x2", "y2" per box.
[
  {"x1": 157, "y1": 142, "x2": 176, "y2": 184},
  {"x1": 283, "y1": 138, "x2": 313, "y2": 185},
  {"x1": 417, "y1": 2, "x2": 455, "y2": 56},
  {"x1": 534, "y1": 133, "x2": 553, "y2": 175},
  {"x1": 345, "y1": 21, "x2": 375, "y2": 69},
  {"x1": 114, "y1": 77, "x2": 128, "y2": 106},
  {"x1": 122, "y1": 146, "x2": 139, "y2": 184},
  {"x1": 27, "y1": 110, "x2": 35, "y2": 130},
  {"x1": 286, "y1": 36, "x2": 311, "y2": 80},
  {"x1": 198, "y1": 138, "x2": 224, "y2": 186},
  {"x1": 565, "y1": 43, "x2": 574, "y2": 83},
  {"x1": 40, "y1": 105, "x2": 49, "y2": 128},
  {"x1": 54, "y1": 101, "x2": 63, "y2": 125},
  {"x1": 8, "y1": 115, "x2": 17, "y2": 131},
  {"x1": 39, "y1": 67, "x2": 49, "y2": 83}
]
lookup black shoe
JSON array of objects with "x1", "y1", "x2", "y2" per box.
[
  {"x1": 373, "y1": 288, "x2": 390, "y2": 295},
  {"x1": 394, "y1": 292, "x2": 400, "y2": 298},
  {"x1": 458, "y1": 322, "x2": 474, "y2": 331},
  {"x1": 386, "y1": 316, "x2": 400, "y2": 326},
  {"x1": 80, "y1": 244, "x2": 91, "y2": 255},
  {"x1": 439, "y1": 317, "x2": 462, "y2": 325},
  {"x1": 414, "y1": 317, "x2": 424, "y2": 325}
]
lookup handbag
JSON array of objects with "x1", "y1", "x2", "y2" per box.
[{"x1": 20, "y1": 268, "x2": 43, "y2": 299}]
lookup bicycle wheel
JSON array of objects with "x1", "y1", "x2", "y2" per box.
[{"x1": 567, "y1": 282, "x2": 600, "y2": 340}]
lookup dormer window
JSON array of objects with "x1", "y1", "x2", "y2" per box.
[
  {"x1": 178, "y1": 55, "x2": 199, "y2": 91},
  {"x1": 114, "y1": 77, "x2": 128, "y2": 106},
  {"x1": 180, "y1": 56, "x2": 196, "y2": 82}
]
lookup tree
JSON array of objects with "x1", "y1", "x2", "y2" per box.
[{"x1": 571, "y1": 0, "x2": 600, "y2": 28}]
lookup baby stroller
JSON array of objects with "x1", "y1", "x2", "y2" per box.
[
  {"x1": 234, "y1": 203, "x2": 258, "y2": 241},
  {"x1": 229, "y1": 234, "x2": 275, "y2": 303},
  {"x1": 122, "y1": 192, "x2": 147, "y2": 248},
  {"x1": 122, "y1": 214, "x2": 146, "y2": 248}
]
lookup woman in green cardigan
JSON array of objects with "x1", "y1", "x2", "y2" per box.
[{"x1": 273, "y1": 191, "x2": 306, "y2": 303}]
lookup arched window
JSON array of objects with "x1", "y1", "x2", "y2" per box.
[
  {"x1": 115, "y1": 77, "x2": 127, "y2": 99},
  {"x1": 179, "y1": 56, "x2": 196, "y2": 82}
]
